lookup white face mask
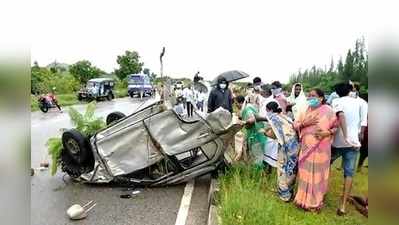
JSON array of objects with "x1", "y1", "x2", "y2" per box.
[{"x1": 219, "y1": 83, "x2": 227, "y2": 89}]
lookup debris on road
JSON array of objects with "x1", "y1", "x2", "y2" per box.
[
  {"x1": 40, "y1": 162, "x2": 49, "y2": 168},
  {"x1": 132, "y1": 190, "x2": 141, "y2": 195},
  {"x1": 67, "y1": 200, "x2": 96, "y2": 220},
  {"x1": 120, "y1": 194, "x2": 132, "y2": 199}
]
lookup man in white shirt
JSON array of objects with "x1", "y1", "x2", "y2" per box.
[
  {"x1": 351, "y1": 83, "x2": 368, "y2": 141},
  {"x1": 183, "y1": 85, "x2": 194, "y2": 117},
  {"x1": 195, "y1": 90, "x2": 206, "y2": 112},
  {"x1": 331, "y1": 82, "x2": 365, "y2": 216}
]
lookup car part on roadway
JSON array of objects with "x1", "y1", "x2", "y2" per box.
[
  {"x1": 58, "y1": 101, "x2": 242, "y2": 187},
  {"x1": 107, "y1": 92, "x2": 113, "y2": 101},
  {"x1": 62, "y1": 129, "x2": 92, "y2": 164},
  {"x1": 106, "y1": 111, "x2": 127, "y2": 126},
  {"x1": 67, "y1": 200, "x2": 96, "y2": 220}
]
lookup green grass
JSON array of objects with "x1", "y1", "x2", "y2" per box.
[
  {"x1": 218, "y1": 160, "x2": 368, "y2": 225},
  {"x1": 114, "y1": 88, "x2": 128, "y2": 98},
  {"x1": 31, "y1": 95, "x2": 39, "y2": 111}
]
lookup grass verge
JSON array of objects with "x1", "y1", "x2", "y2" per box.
[{"x1": 218, "y1": 160, "x2": 368, "y2": 225}]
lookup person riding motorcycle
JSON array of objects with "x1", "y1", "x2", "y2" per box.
[{"x1": 44, "y1": 87, "x2": 62, "y2": 112}]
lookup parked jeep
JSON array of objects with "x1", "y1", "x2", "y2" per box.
[{"x1": 77, "y1": 78, "x2": 115, "y2": 101}]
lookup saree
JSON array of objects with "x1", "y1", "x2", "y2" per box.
[
  {"x1": 293, "y1": 104, "x2": 337, "y2": 210},
  {"x1": 241, "y1": 104, "x2": 267, "y2": 168},
  {"x1": 266, "y1": 112, "x2": 299, "y2": 201}
]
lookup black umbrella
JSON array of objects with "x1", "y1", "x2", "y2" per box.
[
  {"x1": 193, "y1": 81, "x2": 208, "y2": 93},
  {"x1": 211, "y1": 70, "x2": 250, "y2": 86}
]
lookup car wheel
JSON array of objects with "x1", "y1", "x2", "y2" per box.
[
  {"x1": 106, "y1": 111, "x2": 126, "y2": 125},
  {"x1": 62, "y1": 129, "x2": 91, "y2": 164},
  {"x1": 129, "y1": 92, "x2": 134, "y2": 98},
  {"x1": 77, "y1": 95, "x2": 83, "y2": 101},
  {"x1": 107, "y1": 92, "x2": 113, "y2": 101},
  {"x1": 60, "y1": 148, "x2": 94, "y2": 178}
]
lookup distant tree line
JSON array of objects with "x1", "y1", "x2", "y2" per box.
[
  {"x1": 31, "y1": 50, "x2": 159, "y2": 95},
  {"x1": 288, "y1": 38, "x2": 368, "y2": 94}
]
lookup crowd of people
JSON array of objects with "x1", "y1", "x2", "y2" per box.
[
  {"x1": 203, "y1": 76, "x2": 368, "y2": 215},
  {"x1": 173, "y1": 84, "x2": 207, "y2": 117}
]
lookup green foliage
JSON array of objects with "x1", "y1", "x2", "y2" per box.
[
  {"x1": 68, "y1": 101, "x2": 106, "y2": 137},
  {"x1": 218, "y1": 162, "x2": 368, "y2": 225},
  {"x1": 114, "y1": 50, "x2": 144, "y2": 80},
  {"x1": 47, "y1": 137, "x2": 63, "y2": 176},
  {"x1": 31, "y1": 95, "x2": 39, "y2": 111},
  {"x1": 289, "y1": 38, "x2": 368, "y2": 94},
  {"x1": 143, "y1": 68, "x2": 150, "y2": 75},
  {"x1": 47, "y1": 102, "x2": 106, "y2": 175},
  {"x1": 150, "y1": 72, "x2": 158, "y2": 81},
  {"x1": 31, "y1": 66, "x2": 53, "y2": 94},
  {"x1": 69, "y1": 60, "x2": 105, "y2": 84},
  {"x1": 31, "y1": 66, "x2": 80, "y2": 95}
]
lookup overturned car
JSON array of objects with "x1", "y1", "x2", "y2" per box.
[{"x1": 60, "y1": 101, "x2": 241, "y2": 186}]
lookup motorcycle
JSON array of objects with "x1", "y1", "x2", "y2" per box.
[{"x1": 38, "y1": 95, "x2": 58, "y2": 113}]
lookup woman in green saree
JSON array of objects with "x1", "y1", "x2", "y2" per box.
[{"x1": 234, "y1": 95, "x2": 267, "y2": 169}]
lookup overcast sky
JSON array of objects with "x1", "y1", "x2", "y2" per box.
[{"x1": 30, "y1": 0, "x2": 372, "y2": 83}]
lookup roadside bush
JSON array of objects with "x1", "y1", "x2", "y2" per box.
[
  {"x1": 47, "y1": 102, "x2": 105, "y2": 175},
  {"x1": 32, "y1": 66, "x2": 80, "y2": 95}
]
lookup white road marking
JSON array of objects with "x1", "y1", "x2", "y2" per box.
[{"x1": 175, "y1": 180, "x2": 195, "y2": 225}]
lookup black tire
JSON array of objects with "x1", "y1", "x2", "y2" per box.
[
  {"x1": 77, "y1": 94, "x2": 83, "y2": 101},
  {"x1": 106, "y1": 111, "x2": 126, "y2": 125},
  {"x1": 39, "y1": 104, "x2": 49, "y2": 113},
  {"x1": 60, "y1": 148, "x2": 94, "y2": 178},
  {"x1": 107, "y1": 92, "x2": 113, "y2": 101},
  {"x1": 62, "y1": 129, "x2": 91, "y2": 164},
  {"x1": 129, "y1": 92, "x2": 134, "y2": 98}
]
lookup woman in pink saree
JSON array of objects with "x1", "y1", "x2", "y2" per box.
[{"x1": 293, "y1": 88, "x2": 338, "y2": 211}]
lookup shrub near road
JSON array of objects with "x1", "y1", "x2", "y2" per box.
[{"x1": 218, "y1": 162, "x2": 368, "y2": 225}]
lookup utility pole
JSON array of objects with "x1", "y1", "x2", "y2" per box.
[
  {"x1": 160, "y1": 47, "x2": 166, "y2": 102},
  {"x1": 160, "y1": 47, "x2": 165, "y2": 79}
]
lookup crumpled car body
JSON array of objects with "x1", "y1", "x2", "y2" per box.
[{"x1": 60, "y1": 101, "x2": 241, "y2": 186}]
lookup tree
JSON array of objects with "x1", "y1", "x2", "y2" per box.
[
  {"x1": 328, "y1": 58, "x2": 334, "y2": 73},
  {"x1": 69, "y1": 60, "x2": 103, "y2": 84},
  {"x1": 31, "y1": 66, "x2": 52, "y2": 94},
  {"x1": 143, "y1": 68, "x2": 150, "y2": 75},
  {"x1": 150, "y1": 72, "x2": 157, "y2": 81},
  {"x1": 337, "y1": 57, "x2": 344, "y2": 77},
  {"x1": 343, "y1": 50, "x2": 354, "y2": 81},
  {"x1": 114, "y1": 50, "x2": 144, "y2": 80}
]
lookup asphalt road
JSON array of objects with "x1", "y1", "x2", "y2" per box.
[{"x1": 31, "y1": 96, "x2": 189, "y2": 225}]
